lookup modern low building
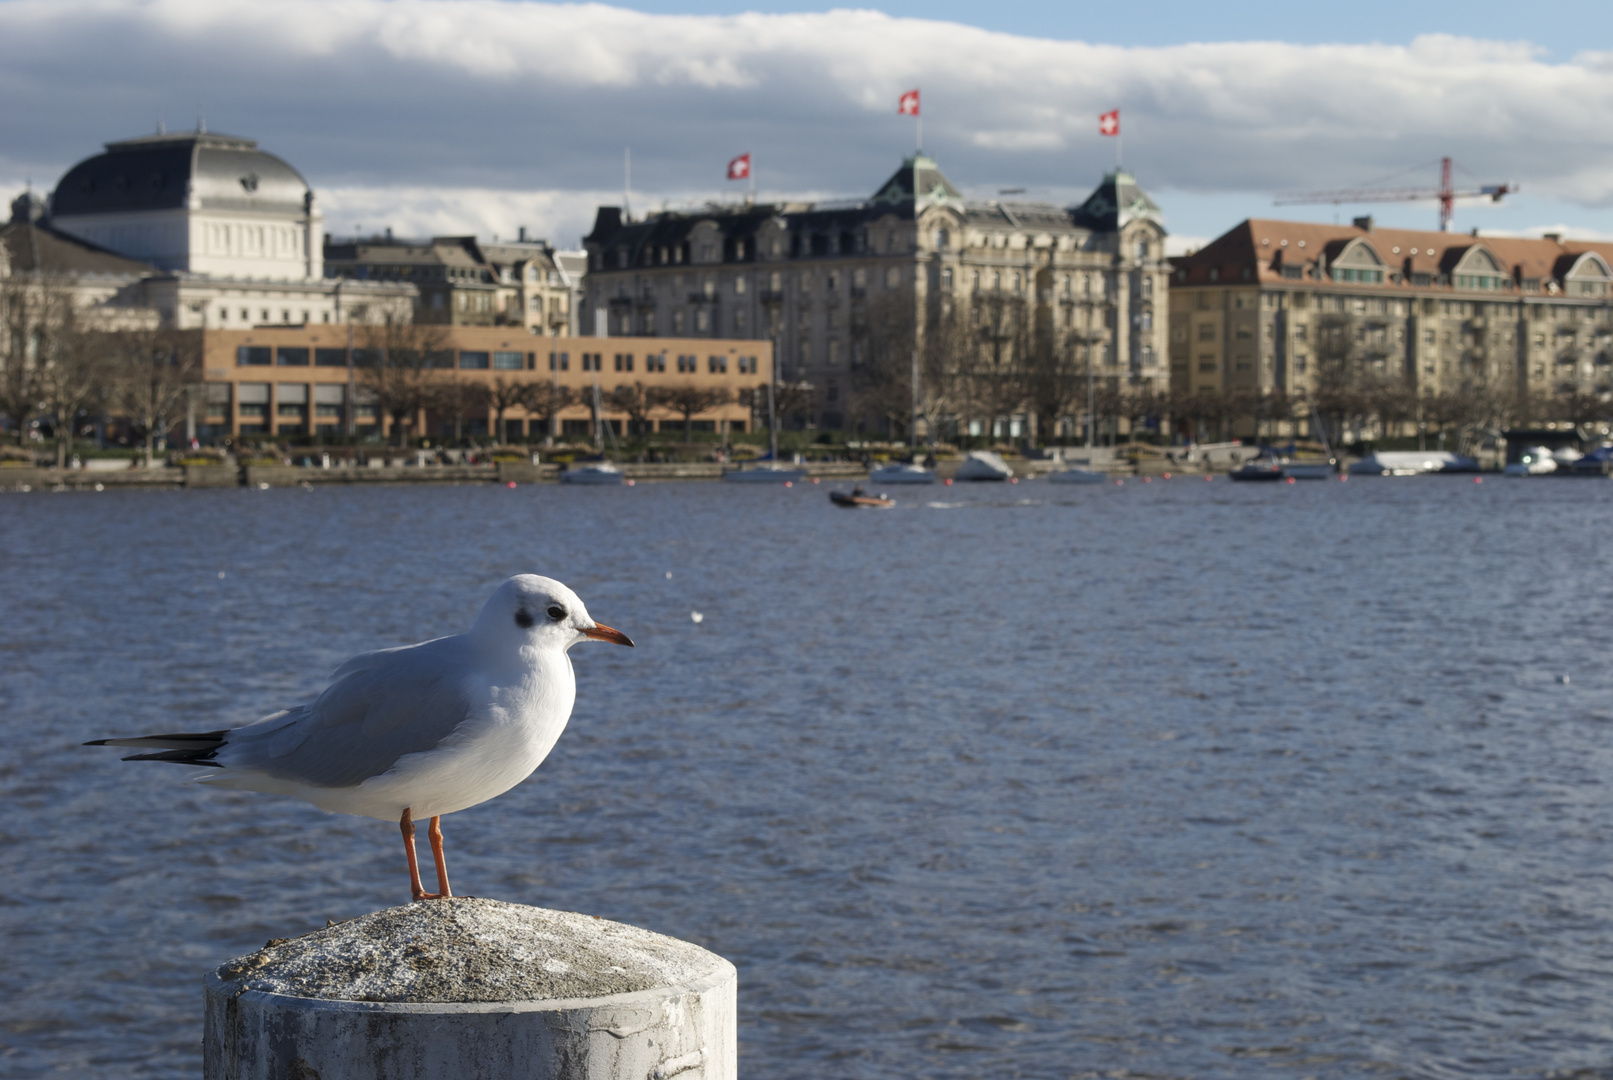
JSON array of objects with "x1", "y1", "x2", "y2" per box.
[
  {"x1": 196, "y1": 327, "x2": 770, "y2": 442},
  {"x1": 1169, "y1": 218, "x2": 1613, "y2": 405},
  {"x1": 323, "y1": 232, "x2": 574, "y2": 335},
  {"x1": 582, "y1": 156, "x2": 1170, "y2": 433}
]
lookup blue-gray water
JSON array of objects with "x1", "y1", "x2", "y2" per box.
[{"x1": 5, "y1": 475, "x2": 1613, "y2": 1079}]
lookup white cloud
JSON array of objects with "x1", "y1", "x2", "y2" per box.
[{"x1": 1, "y1": 0, "x2": 1611, "y2": 245}]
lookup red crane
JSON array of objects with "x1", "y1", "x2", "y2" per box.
[{"x1": 1273, "y1": 157, "x2": 1515, "y2": 232}]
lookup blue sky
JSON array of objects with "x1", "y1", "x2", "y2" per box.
[
  {"x1": 0, "y1": 0, "x2": 1607, "y2": 249},
  {"x1": 611, "y1": 1, "x2": 1587, "y2": 58}
]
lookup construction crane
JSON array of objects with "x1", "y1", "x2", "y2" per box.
[{"x1": 1273, "y1": 157, "x2": 1515, "y2": 232}]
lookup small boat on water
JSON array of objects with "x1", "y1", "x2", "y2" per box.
[
  {"x1": 1047, "y1": 466, "x2": 1108, "y2": 484},
  {"x1": 560, "y1": 461, "x2": 624, "y2": 485},
  {"x1": 1504, "y1": 446, "x2": 1558, "y2": 476},
  {"x1": 1281, "y1": 460, "x2": 1335, "y2": 480},
  {"x1": 830, "y1": 488, "x2": 894, "y2": 509},
  {"x1": 1229, "y1": 458, "x2": 1284, "y2": 481},
  {"x1": 1349, "y1": 451, "x2": 1477, "y2": 476},
  {"x1": 953, "y1": 450, "x2": 1014, "y2": 482},
  {"x1": 724, "y1": 463, "x2": 804, "y2": 483},
  {"x1": 869, "y1": 462, "x2": 936, "y2": 485}
]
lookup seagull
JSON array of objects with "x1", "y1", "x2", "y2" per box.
[{"x1": 86, "y1": 574, "x2": 633, "y2": 901}]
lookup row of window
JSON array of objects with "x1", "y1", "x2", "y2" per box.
[
  {"x1": 544, "y1": 352, "x2": 758, "y2": 375},
  {"x1": 239, "y1": 346, "x2": 528, "y2": 370}
]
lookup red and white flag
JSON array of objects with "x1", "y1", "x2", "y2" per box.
[
  {"x1": 898, "y1": 89, "x2": 920, "y2": 116},
  {"x1": 727, "y1": 153, "x2": 751, "y2": 181},
  {"x1": 1098, "y1": 109, "x2": 1120, "y2": 136}
]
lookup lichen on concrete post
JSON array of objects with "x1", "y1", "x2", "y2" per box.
[{"x1": 203, "y1": 899, "x2": 736, "y2": 1080}]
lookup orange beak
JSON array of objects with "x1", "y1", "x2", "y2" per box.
[{"x1": 582, "y1": 622, "x2": 634, "y2": 647}]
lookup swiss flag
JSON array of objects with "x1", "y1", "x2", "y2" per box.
[
  {"x1": 727, "y1": 153, "x2": 751, "y2": 181},
  {"x1": 898, "y1": 89, "x2": 920, "y2": 117},
  {"x1": 1099, "y1": 109, "x2": 1120, "y2": 136}
]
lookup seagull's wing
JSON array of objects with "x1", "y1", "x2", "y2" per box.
[{"x1": 215, "y1": 635, "x2": 477, "y2": 789}]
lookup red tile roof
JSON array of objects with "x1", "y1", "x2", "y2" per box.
[{"x1": 1172, "y1": 218, "x2": 1613, "y2": 293}]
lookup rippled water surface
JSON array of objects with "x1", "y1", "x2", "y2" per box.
[{"x1": 6, "y1": 475, "x2": 1613, "y2": 1079}]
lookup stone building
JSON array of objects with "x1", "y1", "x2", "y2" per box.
[
  {"x1": 21, "y1": 128, "x2": 411, "y2": 329},
  {"x1": 323, "y1": 232, "x2": 574, "y2": 335},
  {"x1": 582, "y1": 156, "x2": 1170, "y2": 434},
  {"x1": 1169, "y1": 218, "x2": 1613, "y2": 419}
]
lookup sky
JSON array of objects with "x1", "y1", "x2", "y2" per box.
[{"x1": 1, "y1": 0, "x2": 1610, "y2": 254}]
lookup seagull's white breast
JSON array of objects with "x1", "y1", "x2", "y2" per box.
[{"x1": 307, "y1": 649, "x2": 576, "y2": 821}]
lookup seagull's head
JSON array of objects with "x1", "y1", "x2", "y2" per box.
[{"x1": 477, "y1": 574, "x2": 634, "y2": 652}]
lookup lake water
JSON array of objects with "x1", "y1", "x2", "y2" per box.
[{"x1": 5, "y1": 474, "x2": 1613, "y2": 1079}]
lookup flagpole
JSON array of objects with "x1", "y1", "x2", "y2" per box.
[{"x1": 917, "y1": 114, "x2": 922, "y2": 154}]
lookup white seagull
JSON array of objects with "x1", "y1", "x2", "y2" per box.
[{"x1": 87, "y1": 574, "x2": 633, "y2": 901}]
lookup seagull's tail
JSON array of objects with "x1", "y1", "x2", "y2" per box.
[{"x1": 83, "y1": 730, "x2": 229, "y2": 768}]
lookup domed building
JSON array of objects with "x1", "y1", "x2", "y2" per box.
[
  {"x1": 21, "y1": 127, "x2": 412, "y2": 330},
  {"x1": 51, "y1": 130, "x2": 323, "y2": 281}
]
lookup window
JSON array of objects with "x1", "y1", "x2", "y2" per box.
[
  {"x1": 646, "y1": 353, "x2": 666, "y2": 373},
  {"x1": 1142, "y1": 277, "x2": 1153, "y2": 297},
  {"x1": 549, "y1": 351, "x2": 570, "y2": 371},
  {"x1": 493, "y1": 351, "x2": 523, "y2": 370},
  {"x1": 708, "y1": 356, "x2": 728, "y2": 373},
  {"x1": 1197, "y1": 358, "x2": 1216, "y2": 373},
  {"x1": 937, "y1": 228, "x2": 950, "y2": 249},
  {"x1": 237, "y1": 346, "x2": 271, "y2": 366},
  {"x1": 237, "y1": 383, "x2": 269, "y2": 418},
  {"x1": 1197, "y1": 324, "x2": 1215, "y2": 342},
  {"x1": 734, "y1": 275, "x2": 746, "y2": 295},
  {"x1": 677, "y1": 355, "x2": 696, "y2": 373},
  {"x1": 1136, "y1": 239, "x2": 1150, "y2": 258},
  {"x1": 426, "y1": 350, "x2": 455, "y2": 369},
  {"x1": 734, "y1": 310, "x2": 746, "y2": 332},
  {"x1": 614, "y1": 353, "x2": 634, "y2": 372},
  {"x1": 313, "y1": 384, "x2": 345, "y2": 420},
  {"x1": 737, "y1": 356, "x2": 757, "y2": 374},
  {"x1": 581, "y1": 353, "x2": 603, "y2": 372},
  {"x1": 695, "y1": 309, "x2": 710, "y2": 333},
  {"x1": 942, "y1": 267, "x2": 953, "y2": 289},
  {"x1": 276, "y1": 384, "x2": 308, "y2": 418},
  {"x1": 314, "y1": 348, "x2": 347, "y2": 367},
  {"x1": 1140, "y1": 312, "x2": 1153, "y2": 331},
  {"x1": 459, "y1": 351, "x2": 490, "y2": 369},
  {"x1": 1334, "y1": 268, "x2": 1384, "y2": 284}
]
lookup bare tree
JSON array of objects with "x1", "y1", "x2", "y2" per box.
[
  {"x1": 486, "y1": 375, "x2": 530, "y2": 444},
  {"x1": 0, "y1": 273, "x2": 52, "y2": 447},
  {"x1": 773, "y1": 380, "x2": 815, "y2": 431},
  {"x1": 108, "y1": 327, "x2": 203, "y2": 466},
  {"x1": 357, "y1": 321, "x2": 452, "y2": 447},
  {"x1": 11, "y1": 278, "x2": 112, "y2": 468},
  {"x1": 524, "y1": 382, "x2": 577, "y2": 444},
  {"x1": 606, "y1": 381, "x2": 661, "y2": 436},
  {"x1": 430, "y1": 379, "x2": 490, "y2": 442},
  {"x1": 658, "y1": 384, "x2": 732, "y2": 441}
]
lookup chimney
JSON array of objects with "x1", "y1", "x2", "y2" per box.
[
  {"x1": 1543, "y1": 232, "x2": 1562, "y2": 244},
  {"x1": 1352, "y1": 215, "x2": 1373, "y2": 232}
]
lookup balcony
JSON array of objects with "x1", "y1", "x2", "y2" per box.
[
  {"x1": 759, "y1": 289, "x2": 785, "y2": 305},
  {"x1": 688, "y1": 292, "x2": 717, "y2": 304}
]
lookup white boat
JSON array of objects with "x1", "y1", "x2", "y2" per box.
[
  {"x1": 953, "y1": 450, "x2": 1014, "y2": 481},
  {"x1": 1281, "y1": 460, "x2": 1334, "y2": 480},
  {"x1": 560, "y1": 461, "x2": 624, "y2": 485},
  {"x1": 723, "y1": 463, "x2": 804, "y2": 483},
  {"x1": 1504, "y1": 447, "x2": 1558, "y2": 476},
  {"x1": 1047, "y1": 466, "x2": 1108, "y2": 484},
  {"x1": 1552, "y1": 445, "x2": 1584, "y2": 466},
  {"x1": 869, "y1": 462, "x2": 936, "y2": 485},
  {"x1": 1349, "y1": 451, "x2": 1468, "y2": 476}
]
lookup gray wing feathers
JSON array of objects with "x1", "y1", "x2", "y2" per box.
[{"x1": 220, "y1": 635, "x2": 474, "y2": 788}]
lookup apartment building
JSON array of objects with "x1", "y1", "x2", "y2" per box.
[
  {"x1": 582, "y1": 156, "x2": 1170, "y2": 431},
  {"x1": 323, "y1": 232, "x2": 574, "y2": 336},
  {"x1": 1169, "y1": 218, "x2": 1613, "y2": 403}
]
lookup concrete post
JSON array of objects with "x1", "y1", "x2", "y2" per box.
[{"x1": 204, "y1": 899, "x2": 736, "y2": 1080}]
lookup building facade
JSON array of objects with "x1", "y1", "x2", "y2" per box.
[
  {"x1": 582, "y1": 156, "x2": 1170, "y2": 433},
  {"x1": 197, "y1": 327, "x2": 769, "y2": 442},
  {"x1": 323, "y1": 233, "x2": 576, "y2": 335},
  {"x1": 24, "y1": 128, "x2": 412, "y2": 329},
  {"x1": 1169, "y1": 218, "x2": 1613, "y2": 410}
]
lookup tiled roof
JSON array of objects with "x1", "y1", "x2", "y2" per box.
[
  {"x1": 0, "y1": 220, "x2": 156, "y2": 277},
  {"x1": 1174, "y1": 218, "x2": 1613, "y2": 291}
]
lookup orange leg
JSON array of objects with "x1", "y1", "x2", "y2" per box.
[
  {"x1": 428, "y1": 815, "x2": 452, "y2": 899},
  {"x1": 400, "y1": 808, "x2": 448, "y2": 901}
]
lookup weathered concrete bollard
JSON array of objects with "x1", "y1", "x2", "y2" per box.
[{"x1": 204, "y1": 898, "x2": 736, "y2": 1080}]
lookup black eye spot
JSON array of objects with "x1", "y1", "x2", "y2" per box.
[
  {"x1": 546, "y1": 605, "x2": 566, "y2": 621},
  {"x1": 514, "y1": 609, "x2": 533, "y2": 629}
]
